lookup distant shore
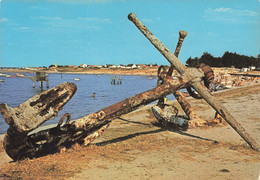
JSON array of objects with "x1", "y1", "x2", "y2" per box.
[{"x1": 0, "y1": 67, "x2": 160, "y2": 76}]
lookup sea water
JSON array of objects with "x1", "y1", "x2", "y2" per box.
[{"x1": 0, "y1": 73, "x2": 177, "y2": 134}]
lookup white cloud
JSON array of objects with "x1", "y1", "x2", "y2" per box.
[
  {"x1": 208, "y1": 7, "x2": 257, "y2": 16},
  {"x1": 4, "y1": 0, "x2": 124, "y2": 3},
  {"x1": 47, "y1": 0, "x2": 125, "y2": 3},
  {"x1": 0, "y1": 18, "x2": 9, "y2": 23},
  {"x1": 204, "y1": 7, "x2": 258, "y2": 23},
  {"x1": 41, "y1": 18, "x2": 102, "y2": 31},
  {"x1": 141, "y1": 18, "x2": 153, "y2": 23},
  {"x1": 39, "y1": 16, "x2": 62, "y2": 20},
  {"x1": 20, "y1": 27, "x2": 29, "y2": 30},
  {"x1": 78, "y1": 17, "x2": 111, "y2": 23},
  {"x1": 140, "y1": 17, "x2": 161, "y2": 23}
]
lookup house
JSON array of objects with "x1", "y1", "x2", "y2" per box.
[
  {"x1": 105, "y1": 64, "x2": 115, "y2": 68},
  {"x1": 117, "y1": 64, "x2": 126, "y2": 69},
  {"x1": 137, "y1": 64, "x2": 147, "y2": 69},
  {"x1": 109, "y1": 65, "x2": 117, "y2": 69},
  {"x1": 80, "y1": 64, "x2": 88, "y2": 68},
  {"x1": 126, "y1": 64, "x2": 137, "y2": 69}
]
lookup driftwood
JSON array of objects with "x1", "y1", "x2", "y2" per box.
[{"x1": 1, "y1": 13, "x2": 259, "y2": 161}]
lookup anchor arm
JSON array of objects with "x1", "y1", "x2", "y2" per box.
[{"x1": 128, "y1": 12, "x2": 260, "y2": 151}]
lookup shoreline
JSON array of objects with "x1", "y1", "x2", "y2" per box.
[
  {"x1": 1, "y1": 84, "x2": 260, "y2": 179},
  {"x1": 0, "y1": 67, "x2": 160, "y2": 76}
]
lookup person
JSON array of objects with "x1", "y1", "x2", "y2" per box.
[{"x1": 92, "y1": 92, "x2": 96, "y2": 98}]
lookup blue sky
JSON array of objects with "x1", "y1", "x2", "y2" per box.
[{"x1": 0, "y1": 0, "x2": 259, "y2": 67}]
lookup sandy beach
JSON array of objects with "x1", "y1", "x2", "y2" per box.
[{"x1": 0, "y1": 83, "x2": 259, "y2": 179}]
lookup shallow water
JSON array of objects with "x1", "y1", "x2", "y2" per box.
[{"x1": 0, "y1": 73, "x2": 177, "y2": 134}]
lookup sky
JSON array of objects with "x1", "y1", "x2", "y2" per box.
[{"x1": 0, "y1": 0, "x2": 259, "y2": 67}]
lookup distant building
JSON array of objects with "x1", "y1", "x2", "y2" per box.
[
  {"x1": 126, "y1": 64, "x2": 137, "y2": 69},
  {"x1": 250, "y1": 66, "x2": 256, "y2": 71},
  {"x1": 137, "y1": 64, "x2": 147, "y2": 69},
  {"x1": 80, "y1": 64, "x2": 88, "y2": 68},
  {"x1": 117, "y1": 64, "x2": 126, "y2": 69},
  {"x1": 105, "y1": 64, "x2": 115, "y2": 68},
  {"x1": 109, "y1": 65, "x2": 117, "y2": 69}
]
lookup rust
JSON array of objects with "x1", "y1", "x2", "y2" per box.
[
  {"x1": 167, "y1": 30, "x2": 188, "y2": 77},
  {"x1": 198, "y1": 63, "x2": 214, "y2": 87},
  {"x1": 0, "y1": 82, "x2": 77, "y2": 133},
  {"x1": 129, "y1": 12, "x2": 260, "y2": 151},
  {"x1": 58, "y1": 113, "x2": 71, "y2": 127},
  {"x1": 2, "y1": 77, "x2": 190, "y2": 160},
  {"x1": 1, "y1": 13, "x2": 259, "y2": 161}
]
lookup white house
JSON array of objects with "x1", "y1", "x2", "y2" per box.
[{"x1": 80, "y1": 64, "x2": 88, "y2": 68}]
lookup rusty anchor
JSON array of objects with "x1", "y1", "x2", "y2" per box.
[
  {"x1": 1, "y1": 76, "x2": 195, "y2": 160},
  {"x1": 0, "y1": 13, "x2": 259, "y2": 161},
  {"x1": 128, "y1": 12, "x2": 259, "y2": 151},
  {"x1": 154, "y1": 30, "x2": 221, "y2": 128}
]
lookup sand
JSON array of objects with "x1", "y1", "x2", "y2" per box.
[{"x1": 0, "y1": 84, "x2": 260, "y2": 179}]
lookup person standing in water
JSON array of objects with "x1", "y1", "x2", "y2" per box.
[{"x1": 92, "y1": 92, "x2": 96, "y2": 98}]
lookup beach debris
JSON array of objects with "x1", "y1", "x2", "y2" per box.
[
  {"x1": 1, "y1": 13, "x2": 259, "y2": 161},
  {"x1": 128, "y1": 12, "x2": 259, "y2": 151}
]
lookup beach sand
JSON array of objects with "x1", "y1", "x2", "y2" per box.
[{"x1": 0, "y1": 84, "x2": 260, "y2": 179}]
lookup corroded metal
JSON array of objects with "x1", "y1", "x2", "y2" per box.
[
  {"x1": 152, "y1": 105, "x2": 223, "y2": 129},
  {"x1": 167, "y1": 30, "x2": 187, "y2": 77},
  {"x1": 0, "y1": 82, "x2": 77, "y2": 133},
  {"x1": 186, "y1": 63, "x2": 215, "y2": 99},
  {"x1": 128, "y1": 12, "x2": 260, "y2": 151},
  {"x1": 174, "y1": 91, "x2": 200, "y2": 120},
  {"x1": 1, "y1": 13, "x2": 259, "y2": 162},
  {"x1": 2, "y1": 78, "x2": 191, "y2": 160}
]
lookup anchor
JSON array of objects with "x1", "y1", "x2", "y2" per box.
[{"x1": 0, "y1": 13, "x2": 259, "y2": 161}]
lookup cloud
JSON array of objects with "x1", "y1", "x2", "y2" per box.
[
  {"x1": 141, "y1": 18, "x2": 153, "y2": 23},
  {"x1": 0, "y1": 18, "x2": 10, "y2": 23},
  {"x1": 34, "y1": 16, "x2": 111, "y2": 32},
  {"x1": 204, "y1": 7, "x2": 258, "y2": 23},
  {"x1": 39, "y1": 16, "x2": 62, "y2": 20},
  {"x1": 78, "y1": 17, "x2": 111, "y2": 23},
  {"x1": 140, "y1": 17, "x2": 161, "y2": 23},
  {"x1": 7, "y1": 0, "x2": 125, "y2": 3},
  {"x1": 19, "y1": 27, "x2": 30, "y2": 30},
  {"x1": 46, "y1": 0, "x2": 125, "y2": 3}
]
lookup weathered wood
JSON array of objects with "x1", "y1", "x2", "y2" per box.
[{"x1": 128, "y1": 12, "x2": 260, "y2": 151}]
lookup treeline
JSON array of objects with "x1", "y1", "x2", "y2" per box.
[{"x1": 186, "y1": 51, "x2": 260, "y2": 68}]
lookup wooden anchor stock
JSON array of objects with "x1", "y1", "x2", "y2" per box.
[{"x1": 128, "y1": 12, "x2": 260, "y2": 151}]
